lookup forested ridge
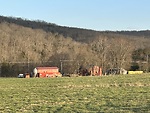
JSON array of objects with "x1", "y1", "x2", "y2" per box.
[{"x1": 0, "y1": 15, "x2": 150, "y2": 76}]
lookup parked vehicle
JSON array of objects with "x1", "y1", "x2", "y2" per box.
[
  {"x1": 18, "y1": 73, "x2": 30, "y2": 78},
  {"x1": 18, "y1": 74, "x2": 24, "y2": 78}
]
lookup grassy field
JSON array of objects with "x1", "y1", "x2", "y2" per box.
[{"x1": 0, "y1": 74, "x2": 150, "y2": 113}]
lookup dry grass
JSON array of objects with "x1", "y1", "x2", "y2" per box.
[{"x1": 0, "y1": 74, "x2": 150, "y2": 112}]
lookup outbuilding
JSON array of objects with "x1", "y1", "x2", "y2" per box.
[{"x1": 33, "y1": 67, "x2": 62, "y2": 78}]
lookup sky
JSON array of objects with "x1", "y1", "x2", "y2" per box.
[{"x1": 0, "y1": 0, "x2": 150, "y2": 31}]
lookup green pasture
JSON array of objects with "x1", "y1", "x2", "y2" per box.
[{"x1": 0, "y1": 74, "x2": 150, "y2": 112}]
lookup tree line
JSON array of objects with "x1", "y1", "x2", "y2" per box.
[{"x1": 0, "y1": 16, "x2": 150, "y2": 77}]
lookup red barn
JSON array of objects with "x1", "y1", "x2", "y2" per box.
[{"x1": 33, "y1": 67, "x2": 62, "y2": 78}]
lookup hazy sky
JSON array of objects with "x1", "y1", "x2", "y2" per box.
[{"x1": 0, "y1": 0, "x2": 150, "y2": 31}]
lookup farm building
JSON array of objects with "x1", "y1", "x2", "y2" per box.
[
  {"x1": 33, "y1": 67, "x2": 62, "y2": 78},
  {"x1": 105, "y1": 68, "x2": 127, "y2": 75},
  {"x1": 79, "y1": 65, "x2": 102, "y2": 76}
]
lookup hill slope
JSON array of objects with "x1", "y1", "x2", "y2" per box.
[
  {"x1": 0, "y1": 15, "x2": 150, "y2": 76},
  {"x1": 1, "y1": 16, "x2": 150, "y2": 42}
]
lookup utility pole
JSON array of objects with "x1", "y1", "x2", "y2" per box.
[
  {"x1": 0, "y1": 62, "x2": 1, "y2": 77},
  {"x1": 0, "y1": 42, "x2": 1, "y2": 77},
  {"x1": 27, "y1": 36, "x2": 29, "y2": 73},
  {"x1": 147, "y1": 54, "x2": 149, "y2": 72},
  {"x1": 60, "y1": 61, "x2": 63, "y2": 74},
  {"x1": 60, "y1": 60, "x2": 74, "y2": 74}
]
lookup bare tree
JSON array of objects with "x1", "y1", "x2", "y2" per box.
[
  {"x1": 90, "y1": 36, "x2": 111, "y2": 72},
  {"x1": 108, "y1": 38, "x2": 134, "y2": 70}
]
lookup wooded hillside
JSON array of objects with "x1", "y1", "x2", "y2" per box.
[{"x1": 0, "y1": 16, "x2": 150, "y2": 76}]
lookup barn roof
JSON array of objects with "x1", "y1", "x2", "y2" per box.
[{"x1": 36, "y1": 67, "x2": 59, "y2": 70}]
